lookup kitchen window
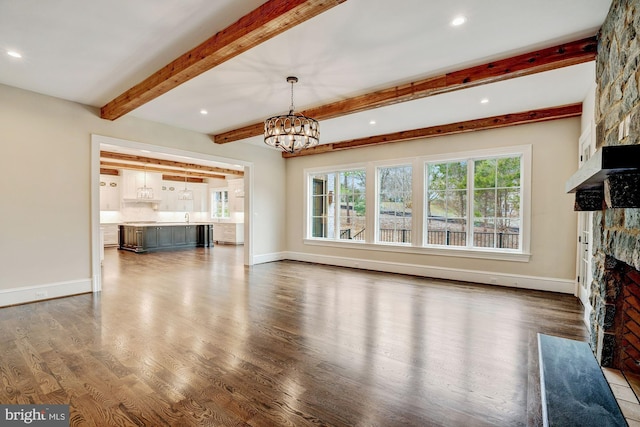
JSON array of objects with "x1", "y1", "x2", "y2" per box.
[{"x1": 211, "y1": 189, "x2": 229, "y2": 219}]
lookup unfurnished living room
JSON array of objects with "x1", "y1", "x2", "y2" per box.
[{"x1": 1, "y1": 0, "x2": 639, "y2": 426}]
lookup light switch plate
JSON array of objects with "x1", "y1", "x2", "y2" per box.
[{"x1": 619, "y1": 121, "x2": 625, "y2": 140}]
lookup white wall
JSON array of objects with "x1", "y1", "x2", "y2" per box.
[
  {"x1": 284, "y1": 118, "x2": 581, "y2": 293},
  {"x1": 0, "y1": 83, "x2": 286, "y2": 304},
  {"x1": 0, "y1": 81, "x2": 582, "y2": 303},
  {"x1": 581, "y1": 82, "x2": 597, "y2": 133}
]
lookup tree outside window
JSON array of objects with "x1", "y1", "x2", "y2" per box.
[
  {"x1": 211, "y1": 190, "x2": 229, "y2": 218},
  {"x1": 339, "y1": 171, "x2": 366, "y2": 240},
  {"x1": 378, "y1": 165, "x2": 412, "y2": 244},
  {"x1": 473, "y1": 157, "x2": 521, "y2": 249},
  {"x1": 426, "y1": 161, "x2": 467, "y2": 246},
  {"x1": 426, "y1": 155, "x2": 521, "y2": 250},
  {"x1": 309, "y1": 169, "x2": 366, "y2": 240}
]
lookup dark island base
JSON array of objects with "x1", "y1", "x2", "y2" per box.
[{"x1": 119, "y1": 224, "x2": 214, "y2": 253}]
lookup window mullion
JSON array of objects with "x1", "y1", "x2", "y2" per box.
[
  {"x1": 334, "y1": 172, "x2": 340, "y2": 239},
  {"x1": 366, "y1": 164, "x2": 376, "y2": 243},
  {"x1": 467, "y1": 160, "x2": 474, "y2": 248},
  {"x1": 412, "y1": 158, "x2": 423, "y2": 246}
]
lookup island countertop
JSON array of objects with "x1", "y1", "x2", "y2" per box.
[{"x1": 118, "y1": 223, "x2": 214, "y2": 253}]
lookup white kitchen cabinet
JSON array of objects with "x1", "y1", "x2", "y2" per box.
[
  {"x1": 213, "y1": 223, "x2": 244, "y2": 244},
  {"x1": 121, "y1": 169, "x2": 162, "y2": 201},
  {"x1": 159, "y1": 181, "x2": 207, "y2": 212},
  {"x1": 192, "y1": 184, "x2": 208, "y2": 212},
  {"x1": 99, "y1": 175, "x2": 120, "y2": 211},
  {"x1": 159, "y1": 182, "x2": 179, "y2": 211},
  {"x1": 227, "y1": 179, "x2": 244, "y2": 213},
  {"x1": 101, "y1": 224, "x2": 119, "y2": 246}
]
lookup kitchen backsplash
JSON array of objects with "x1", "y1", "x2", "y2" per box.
[{"x1": 100, "y1": 207, "x2": 213, "y2": 224}]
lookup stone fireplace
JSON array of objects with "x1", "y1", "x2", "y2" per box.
[{"x1": 575, "y1": 0, "x2": 640, "y2": 373}]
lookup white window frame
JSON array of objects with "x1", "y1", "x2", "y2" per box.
[
  {"x1": 303, "y1": 145, "x2": 531, "y2": 262},
  {"x1": 305, "y1": 164, "x2": 368, "y2": 243},
  {"x1": 375, "y1": 161, "x2": 414, "y2": 246},
  {"x1": 211, "y1": 188, "x2": 230, "y2": 219},
  {"x1": 423, "y1": 146, "x2": 530, "y2": 256}
]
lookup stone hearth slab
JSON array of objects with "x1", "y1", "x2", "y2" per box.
[{"x1": 538, "y1": 333, "x2": 626, "y2": 426}]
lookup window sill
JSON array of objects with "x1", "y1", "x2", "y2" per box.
[{"x1": 303, "y1": 239, "x2": 531, "y2": 262}]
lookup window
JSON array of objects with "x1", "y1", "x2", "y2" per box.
[
  {"x1": 377, "y1": 165, "x2": 412, "y2": 244},
  {"x1": 309, "y1": 169, "x2": 366, "y2": 240},
  {"x1": 211, "y1": 189, "x2": 229, "y2": 218},
  {"x1": 305, "y1": 146, "x2": 530, "y2": 260},
  {"x1": 425, "y1": 161, "x2": 467, "y2": 246},
  {"x1": 473, "y1": 157, "x2": 521, "y2": 249},
  {"x1": 425, "y1": 154, "x2": 522, "y2": 250}
]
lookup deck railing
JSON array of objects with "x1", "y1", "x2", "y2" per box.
[{"x1": 339, "y1": 228, "x2": 519, "y2": 249}]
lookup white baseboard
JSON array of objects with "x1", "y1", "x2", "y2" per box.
[
  {"x1": 0, "y1": 278, "x2": 92, "y2": 307},
  {"x1": 251, "y1": 251, "x2": 288, "y2": 265},
  {"x1": 282, "y1": 251, "x2": 574, "y2": 294}
]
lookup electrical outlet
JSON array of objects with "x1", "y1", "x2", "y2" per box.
[
  {"x1": 490, "y1": 277, "x2": 498, "y2": 284},
  {"x1": 35, "y1": 291, "x2": 48, "y2": 298}
]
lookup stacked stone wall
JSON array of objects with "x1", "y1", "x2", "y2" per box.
[{"x1": 591, "y1": 0, "x2": 640, "y2": 369}]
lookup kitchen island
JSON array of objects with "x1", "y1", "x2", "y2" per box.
[{"x1": 118, "y1": 223, "x2": 214, "y2": 253}]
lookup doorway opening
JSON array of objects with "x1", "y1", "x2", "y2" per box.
[{"x1": 90, "y1": 134, "x2": 253, "y2": 293}]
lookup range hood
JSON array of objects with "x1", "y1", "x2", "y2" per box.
[{"x1": 566, "y1": 145, "x2": 640, "y2": 211}]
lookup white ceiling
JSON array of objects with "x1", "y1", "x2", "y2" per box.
[{"x1": 0, "y1": 0, "x2": 611, "y2": 153}]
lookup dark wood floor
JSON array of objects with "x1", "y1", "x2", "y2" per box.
[{"x1": 0, "y1": 246, "x2": 588, "y2": 426}]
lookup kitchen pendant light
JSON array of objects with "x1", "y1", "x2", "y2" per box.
[
  {"x1": 137, "y1": 164, "x2": 154, "y2": 199},
  {"x1": 178, "y1": 175, "x2": 193, "y2": 201},
  {"x1": 264, "y1": 76, "x2": 319, "y2": 153}
]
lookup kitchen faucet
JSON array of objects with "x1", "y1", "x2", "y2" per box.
[{"x1": 185, "y1": 212, "x2": 190, "y2": 223}]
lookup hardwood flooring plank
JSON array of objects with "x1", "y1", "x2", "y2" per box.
[
  {"x1": 0, "y1": 246, "x2": 588, "y2": 426},
  {"x1": 527, "y1": 330, "x2": 543, "y2": 427}
]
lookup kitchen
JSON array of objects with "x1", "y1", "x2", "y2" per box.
[{"x1": 99, "y1": 145, "x2": 245, "y2": 257}]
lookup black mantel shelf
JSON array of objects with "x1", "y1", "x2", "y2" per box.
[{"x1": 565, "y1": 145, "x2": 640, "y2": 193}]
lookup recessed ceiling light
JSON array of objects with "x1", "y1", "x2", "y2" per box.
[
  {"x1": 451, "y1": 16, "x2": 467, "y2": 26},
  {"x1": 200, "y1": 109, "x2": 208, "y2": 115},
  {"x1": 369, "y1": 120, "x2": 376, "y2": 125},
  {"x1": 480, "y1": 98, "x2": 489, "y2": 104},
  {"x1": 140, "y1": 150, "x2": 151, "y2": 153},
  {"x1": 7, "y1": 50, "x2": 22, "y2": 58}
]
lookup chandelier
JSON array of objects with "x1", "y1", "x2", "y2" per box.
[
  {"x1": 178, "y1": 175, "x2": 193, "y2": 201},
  {"x1": 136, "y1": 164, "x2": 154, "y2": 199},
  {"x1": 264, "y1": 76, "x2": 319, "y2": 153}
]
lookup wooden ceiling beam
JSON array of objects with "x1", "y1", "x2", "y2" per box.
[
  {"x1": 161, "y1": 175, "x2": 205, "y2": 184},
  {"x1": 213, "y1": 36, "x2": 596, "y2": 144},
  {"x1": 100, "y1": 168, "x2": 120, "y2": 176},
  {"x1": 282, "y1": 103, "x2": 583, "y2": 158},
  {"x1": 100, "y1": 0, "x2": 347, "y2": 120},
  {"x1": 100, "y1": 151, "x2": 243, "y2": 176},
  {"x1": 100, "y1": 161, "x2": 227, "y2": 180}
]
